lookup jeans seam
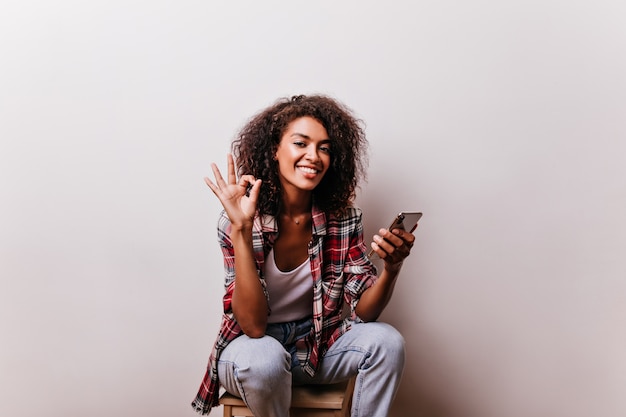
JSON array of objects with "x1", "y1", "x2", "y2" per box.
[
  {"x1": 353, "y1": 371, "x2": 363, "y2": 417},
  {"x1": 232, "y1": 365, "x2": 250, "y2": 406},
  {"x1": 320, "y1": 345, "x2": 369, "y2": 358}
]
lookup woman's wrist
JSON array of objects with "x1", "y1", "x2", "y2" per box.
[
  {"x1": 383, "y1": 260, "x2": 403, "y2": 274},
  {"x1": 229, "y1": 225, "x2": 254, "y2": 244}
]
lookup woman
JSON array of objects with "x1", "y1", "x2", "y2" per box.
[{"x1": 192, "y1": 95, "x2": 416, "y2": 416}]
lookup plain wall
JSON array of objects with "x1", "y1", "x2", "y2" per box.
[{"x1": 1, "y1": 1, "x2": 625, "y2": 417}]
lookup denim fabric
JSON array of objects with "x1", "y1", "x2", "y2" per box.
[
  {"x1": 264, "y1": 317, "x2": 313, "y2": 369},
  {"x1": 217, "y1": 321, "x2": 405, "y2": 417}
]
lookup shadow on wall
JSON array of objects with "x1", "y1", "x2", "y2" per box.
[{"x1": 383, "y1": 306, "x2": 464, "y2": 417}]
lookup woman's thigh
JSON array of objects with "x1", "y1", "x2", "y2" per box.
[{"x1": 292, "y1": 321, "x2": 405, "y2": 385}]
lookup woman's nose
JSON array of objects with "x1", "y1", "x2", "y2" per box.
[{"x1": 306, "y1": 145, "x2": 320, "y2": 161}]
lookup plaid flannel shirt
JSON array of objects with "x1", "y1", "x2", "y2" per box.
[{"x1": 191, "y1": 204, "x2": 378, "y2": 415}]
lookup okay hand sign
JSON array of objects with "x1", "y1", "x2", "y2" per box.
[{"x1": 204, "y1": 154, "x2": 262, "y2": 229}]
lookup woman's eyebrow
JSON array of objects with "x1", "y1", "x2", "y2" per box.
[
  {"x1": 290, "y1": 132, "x2": 311, "y2": 140},
  {"x1": 290, "y1": 132, "x2": 331, "y2": 142}
]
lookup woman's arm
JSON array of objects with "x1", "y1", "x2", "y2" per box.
[
  {"x1": 229, "y1": 226, "x2": 269, "y2": 338},
  {"x1": 354, "y1": 262, "x2": 401, "y2": 322},
  {"x1": 355, "y1": 228, "x2": 415, "y2": 321},
  {"x1": 206, "y1": 154, "x2": 267, "y2": 337}
]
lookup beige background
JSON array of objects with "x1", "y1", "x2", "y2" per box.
[{"x1": 1, "y1": 1, "x2": 625, "y2": 417}]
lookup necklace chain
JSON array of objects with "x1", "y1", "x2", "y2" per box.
[{"x1": 283, "y1": 213, "x2": 307, "y2": 225}]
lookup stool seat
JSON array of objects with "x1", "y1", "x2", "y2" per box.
[{"x1": 219, "y1": 378, "x2": 355, "y2": 417}]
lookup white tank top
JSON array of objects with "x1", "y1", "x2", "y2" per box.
[{"x1": 265, "y1": 248, "x2": 314, "y2": 323}]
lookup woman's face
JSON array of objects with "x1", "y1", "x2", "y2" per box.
[{"x1": 274, "y1": 116, "x2": 331, "y2": 194}]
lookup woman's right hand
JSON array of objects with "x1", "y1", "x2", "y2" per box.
[{"x1": 204, "y1": 154, "x2": 262, "y2": 229}]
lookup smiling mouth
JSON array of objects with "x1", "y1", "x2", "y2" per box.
[{"x1": 297, "y1": 166, "x2": 319, "y2": 174}]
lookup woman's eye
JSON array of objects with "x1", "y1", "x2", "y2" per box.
[
  {"x1": 293, "y1": 141, "x2": 305, "y2": 147},
  {"x1": 320, "y1": 146, "x2": 331, "y2": 153}
]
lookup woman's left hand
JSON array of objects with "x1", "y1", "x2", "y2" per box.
[{"x1": 370, "y1": 227, "x2": 416, "y2": 271}]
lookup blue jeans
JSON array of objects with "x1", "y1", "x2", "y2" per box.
[{"x1": 217, "y1": 321, "x2": 405, "y2": 417}]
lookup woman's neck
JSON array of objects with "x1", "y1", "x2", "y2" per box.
[{"x1": 280, "y1": 191, "x2": 312, "y2": 224}]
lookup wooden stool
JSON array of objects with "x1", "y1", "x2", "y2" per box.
[{"x1": 219, "y1": 377, "x2": 356, "y2": 417}]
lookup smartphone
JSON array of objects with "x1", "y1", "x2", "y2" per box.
[{"x1": 368, "y1": 211, "x2": 423, "y2": 258}]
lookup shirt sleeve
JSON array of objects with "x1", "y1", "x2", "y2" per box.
[
  {"x1": 217, "y1": 210, "x2": 270, "y2": 314},
  {"x1": 341, "y1": 209, "x2": 379, "y2": 318}
]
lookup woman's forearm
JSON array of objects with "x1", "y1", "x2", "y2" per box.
[
  {"x1": 230, "y1": 228, "x2": 269, "y2": 337},
  {"x1": 354, "y1": 265, "x2": 402, "y2": 322}
]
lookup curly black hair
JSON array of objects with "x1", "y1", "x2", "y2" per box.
[{"x1": 231, "y1": 94, "x2": 369, "y2": 217}]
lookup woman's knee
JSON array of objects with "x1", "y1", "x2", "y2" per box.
[
  {"x1": 381, "y1": 323, "x2": 405, "y2": 353},
  {"x1": 222, "y1": 335, "x2": 291, "y2": 381},
  {"x1": 250, "y1": 337, "x2": 291, "y2": 377},
  {"x1": 356, "y1": 322, "x2": 406, "y2": 361}
]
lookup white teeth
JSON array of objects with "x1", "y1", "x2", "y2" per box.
[{"x1": 298, "y1": 167, "x2": 318, "y2": 174}]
